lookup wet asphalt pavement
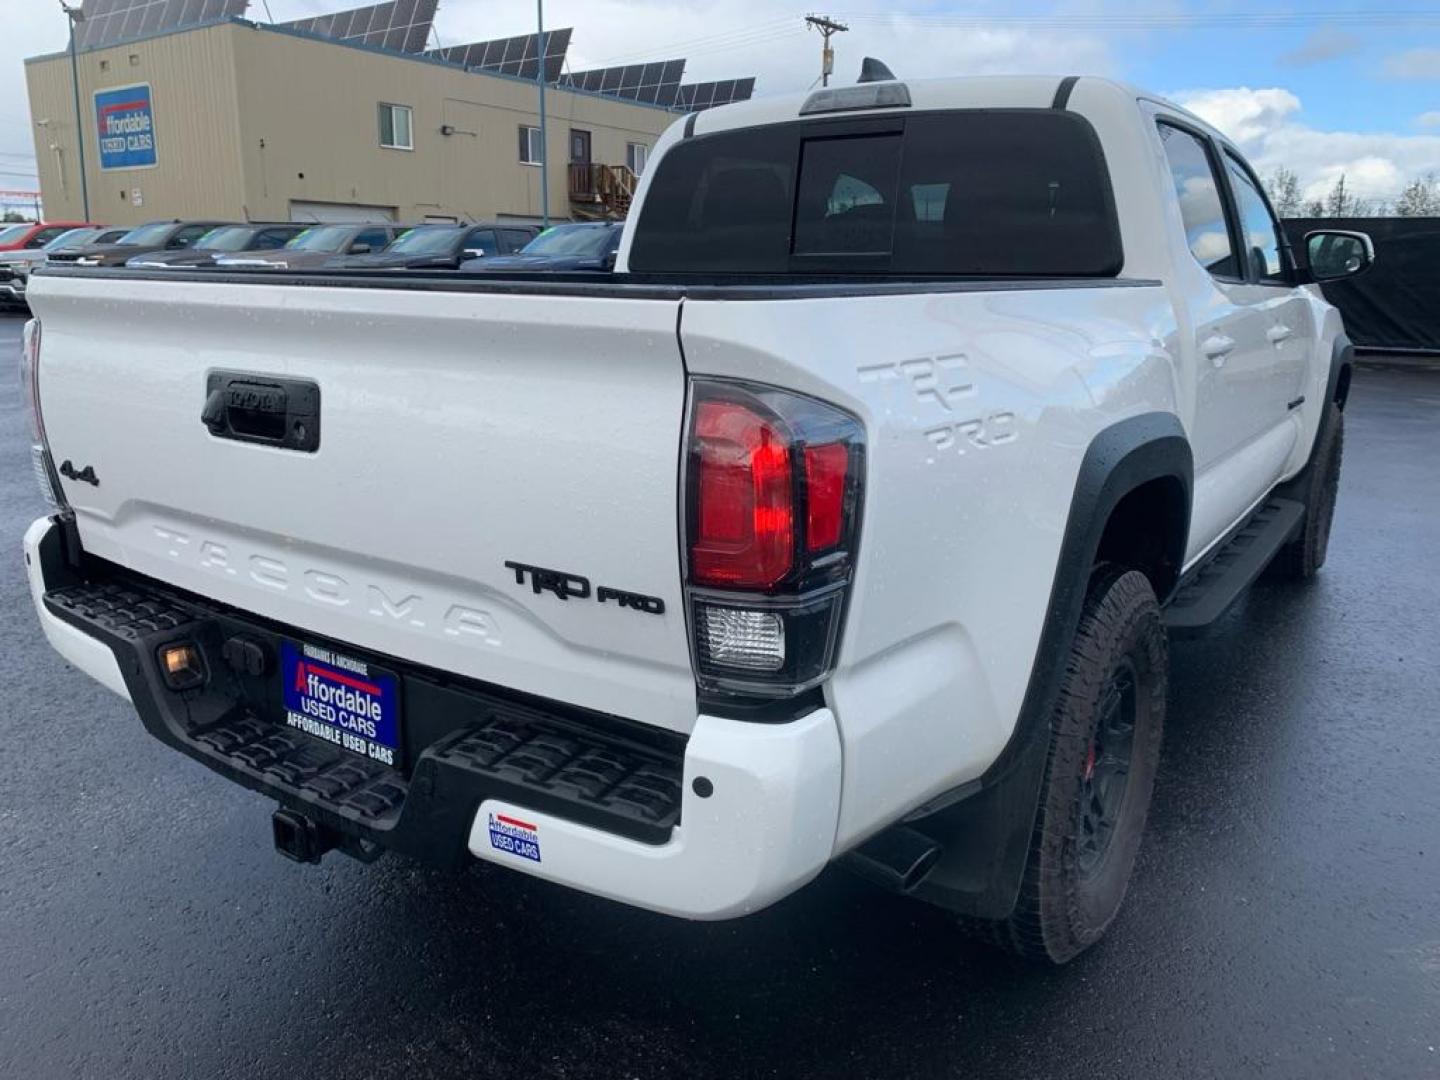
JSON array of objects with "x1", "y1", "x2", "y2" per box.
[{"x1": 0, "y1": 312, "x2": 1436, "y2": 1079}]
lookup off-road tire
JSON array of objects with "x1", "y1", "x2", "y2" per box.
[
  {"x1": 975, "y1": 567, "x2": 1167, "y2": 964},
  {"x1": 1272, "y1": 401, "x2": 1344, "y2": 581}
]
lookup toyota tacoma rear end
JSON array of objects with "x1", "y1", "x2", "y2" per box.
[{"x1": 21, "y1": 73, "x2": 1361, "y2": 963}]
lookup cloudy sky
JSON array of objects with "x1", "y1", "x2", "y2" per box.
[{"x1": 3, "y1": 0, "x2": 1438, "y2": 210}]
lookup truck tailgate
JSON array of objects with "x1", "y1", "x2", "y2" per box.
[{"x1": 30, "y1": 273, "x2": 696, "y2": 732}]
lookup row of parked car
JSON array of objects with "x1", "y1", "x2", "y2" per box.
[{"x1": 0, "y1": 217, "x2": 625, "y2": 310}]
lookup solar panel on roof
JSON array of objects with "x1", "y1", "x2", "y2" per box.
[
  {"x1": 280, "y1": 0, "x2": 438, "y2": 54},
  {"x1": 559, "y1": 59, "x2": 686, "y2": 107},
  {"x1": 427, "y1": 27, "x2": 572, "y2": 82},
  {"x1": 74, "y1": 0, "x2": 250, "y2": 50},
  {"x1": 675, "y1": 77, "x2": 756, "y2": 111}
]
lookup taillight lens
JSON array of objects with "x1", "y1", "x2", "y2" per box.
[
  {"x1": 804, "y1": 442, "x2": 849, "y2": 552},
  {"x1": 19, "y1": 318, "x2": 66, "y2": 511},
  {"x1": 20, "y1": 318, "x2": 43, "y2": 443},
  {"x1": 691, "y1": 399, "x2": 794, "y2": 588},
  {"x1": 684, "y1": 380, "x2": 864, "y2": 699}
]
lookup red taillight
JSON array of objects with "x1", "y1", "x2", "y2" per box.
[
  {"x1": 684, "y1": 380, "x2": 864, "y2": 700},
  {"x1": 691, "y1": 399, "x2": 794, "y2": 588},
  {"x1": 804, "y1": 442, "x2": 848, "y2": 552}
]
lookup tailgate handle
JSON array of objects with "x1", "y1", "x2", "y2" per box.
[{"x1": 203, "y1": 372, "x2": 321, "y2": 453}]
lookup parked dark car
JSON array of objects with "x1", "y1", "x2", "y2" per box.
[
  {"x1": 336, "y1": 222, "x2": 538, "y2": 270},
  {"x1": 459, "y1": 221, "x2": 623, "y2": 273},
  {"x1": 49, "y1": 220, "x2": 238, "y2": 267},
  {"x1": 216, "y1": 223, "x2": 400, "y2": 269},
  {"x1": 126, "y1": 224, "x2": 306, "y2": 268}
]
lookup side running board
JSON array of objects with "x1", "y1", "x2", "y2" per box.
[{"x1": 1164, "y1": 498, "x2": 1305, "y2": 637}]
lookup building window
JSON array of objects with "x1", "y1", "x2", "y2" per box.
[
  {"x1": 519, "y1": 125, "x2": 544, "y2": 165},
  {"x1": 626, "y1": 142, "x2": 649, "y2": 176},
  {"x1": 378, "y1": 103, "x2": 413, "y2": 150}
]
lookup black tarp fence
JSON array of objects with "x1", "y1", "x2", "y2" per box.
[{"x1": 1283, "y1": 217, "x2": 1440, "y2": 354}]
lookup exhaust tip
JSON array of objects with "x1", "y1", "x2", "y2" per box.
[{"x1": 844, "y1": 825, "x2": 941, "y2": 893}]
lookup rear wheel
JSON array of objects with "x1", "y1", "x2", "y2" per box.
[
  {"x1": 1273, "y1": 401, "x2": 1344, "y2": 581},
  {"x1": 980, "y1": 567, "x2": 1167, "y2": 964}
]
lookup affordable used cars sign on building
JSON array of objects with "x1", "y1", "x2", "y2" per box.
[{"x1": 95, "y1": 83, "x2": 157, "y2": 170}]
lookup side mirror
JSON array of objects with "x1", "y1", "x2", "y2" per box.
[
  {"x1": 350, "y1": 242, "x2": 372, "y2": 254},
  {"x1": 601, "y1": 250, "x2": 618, "y2": 271},
  {"x1": 1305, "y1": 230, "x2": 1374, "y2": 283},
  {"x1": 463, "y1": 248, "x2": 485, "y2": 259}
]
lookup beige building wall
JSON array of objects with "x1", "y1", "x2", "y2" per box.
[
  {"x1": 26, "y1": 23, "x2": 247, "y2": 225},
  {"x1": 26, "y1": 20, "x2": 677, "y2": 227}
]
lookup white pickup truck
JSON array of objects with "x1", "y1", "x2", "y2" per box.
[{"x1": 22, "y1": 73, "x2": 1370, "y2": 963}]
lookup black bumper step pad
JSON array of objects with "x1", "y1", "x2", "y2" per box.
[
  {"x1": 436, "y1": 717, "x2": 684, "y2": 832},
  {"x1": 47, "y1": 581, "x2": 198, "y2": 640},
  {"x1": 194, "y1": 716, "x2": 409, "y2": 821},
  {"x1": 43, "y1": 565, "x2": 687, "y2": 850}
]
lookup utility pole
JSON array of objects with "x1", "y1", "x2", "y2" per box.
[
  {"x1": 60, "y1": 1, "x2": 90, "y2": 221},
  {"x1": 536, "y1": 0, "x2": 550, "y2": 227},
  {"x1": 805, "y1": 14, "x2": 848, "y2": 87}
]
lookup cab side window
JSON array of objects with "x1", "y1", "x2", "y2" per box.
[
  {"x1": 464, "y1": 229, "x2": 499, "y2": 257},
  {"x1": 353, "y1": 228, "x2": 390, "y2": 251},
  {"x1": 1157, "y1": 122, "x2": 1238, "y2": 279},
  {"x1": 1224, "y1": 154, "x2": 1286, "y2": 282},
  {"x1": 170, "y1": 224, "x2": 215, "y2": 249}
]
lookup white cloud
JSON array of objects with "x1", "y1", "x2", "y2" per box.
[
  {"x1": 421, "y1": 2, "x2": 1115, "y2": 90},
  {"x1": 1279, "y1": 27, "x2": 1361, "y2": 69},
  {"x1": 1418, "y1": 111, "x2": 1440, "y2": 129},
  {"x1": 1174, "y1": 86, "x2": 1440, "y2": 205},
  {"x1": 1171, "y1": 87, "x2": 1302, "y2": 143},
  {"x1": 1383, "y1": 48, "x2": 1440, "y2": 81}
]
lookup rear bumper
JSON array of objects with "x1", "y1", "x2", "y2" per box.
[{"x1": 24, "y1": 516, "x2": 841, "y2": 918}]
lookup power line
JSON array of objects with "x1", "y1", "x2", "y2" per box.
[
  {"x1": 586, "y1": 18, "x2": 798, "y2": 66},
  {"x1": 834, "y1": 9, "x2": 1440, "y2": 30}
]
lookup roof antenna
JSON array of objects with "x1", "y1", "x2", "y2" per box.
[{"x1": 858, "y1": 57, "x2": 895, "y2": 83}]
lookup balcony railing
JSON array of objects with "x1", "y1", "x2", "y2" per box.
[{"x1": 567, "y1": 163, "x2": 637, "y2": 218}]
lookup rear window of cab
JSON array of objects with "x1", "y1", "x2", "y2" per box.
[{"x1": 628, "y1": 109, "x2": 1123, "y2": 277}]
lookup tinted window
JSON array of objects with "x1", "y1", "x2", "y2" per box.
[
  {"x1": 793, "y1": 134, "x2": 901, "y2": 256},
  {"x1": 255, "y1": 227, "x2": 300, "y2": 248},
  {"x1": 629, "y1": 111, "x2": 1121, "y2": 276},
  {"x1": 628, "y1": 124, "x2": 796, "y2": 272},
  {"x1": 196, "y1": 226, "x2": 257, "y2": 251},
  {"x1": 388, "y1": 227, "x2": 459, "y2": 254},
  {"x1": 463, "y1": 229, "x2": 499, "y2": 256},
  {"x1": 501, "y1": 228, "x2": 534, "y2": 251},
  {"x1": 522, "y1": 225, "x2": 617, "y2": 256},
  {"x1": 1225, "y1": 154, "x2": 1285, "y2": 281},
  {"x1": 44, "y1": 228, "x2": 96, "y2": 250},
  {"x1": 353, "y1": 228, "x2": 390, "y2": 251},
  {"x1": 286, "y1": 225, "x2": 349, "y2": 251},
  {"x1": 170, "y1": 224, "x2": 217, "y2": 248},
  {"x1": 29, "y1": 227, "x2": 70, "y2": 247},
  {"x1": 1157, "y1": 124, "x2": 1237, "y2": 279},
  {"x1": 118, "y1": 222, "x2": 176, "y2": 246}
]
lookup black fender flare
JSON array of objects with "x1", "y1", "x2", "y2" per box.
[
  {"x1": 1326, "y1": 332, "x2": 1354, "y2": 412},
  {"x1": 869, "y1": 412, "x2": 1193, "y2": 919}
]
